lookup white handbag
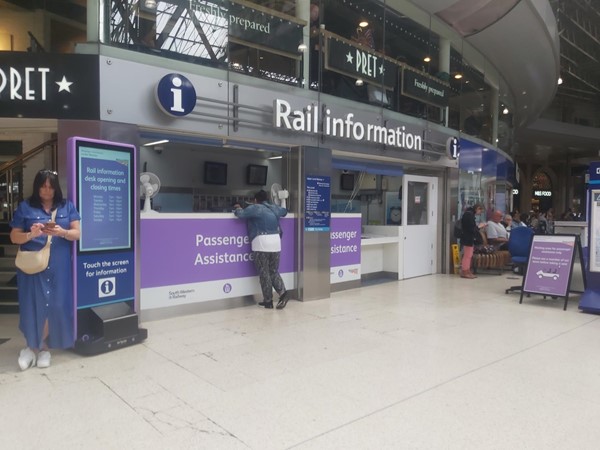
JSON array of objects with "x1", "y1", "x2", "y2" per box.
[{"x1": 15, "y1": 210, "x2": 57, "y2": 275}]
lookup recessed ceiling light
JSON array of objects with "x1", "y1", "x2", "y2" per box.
[
  {"x1": 359, "y1": 21, "x2": 368, "y2": 28},
  {"x1": 454, "y1": 73, "x2": 463, "y2": 79},
  {"x1": 355, "y1": 79, "x2": 364, "y2": 86},
  {"x1": 503, "y1": 108, "x2": 509, "y2": 114},
  {"x1": 423, "y1": 56, "x2": 431, "y2": 63},
  {"x1": 557, "y1": 77, "x2": 563, "y2": 85},
  {"x1": 297, "y1": 43, "x2": 307, "y2": 52}
]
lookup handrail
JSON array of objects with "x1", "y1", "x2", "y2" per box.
[
  {"x1": 0, "y1": 138, "x2": 58, "y2": 222},
  {"x1": 0, "y1": 138, "x2": 58, "y2": 174}
]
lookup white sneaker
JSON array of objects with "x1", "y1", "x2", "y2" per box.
[
  {"x1": 18, "y1": 348, "x2": 36, "y2": 371},
  {"x1": 37, "y1": 350, "x2": 51, "y2": 368}
]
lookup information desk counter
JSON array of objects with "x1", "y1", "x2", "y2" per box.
[
  {"x1": 553, "y1": 221, "x2": 587, "y2": 246},
  {"x1": 140, "y1": 213, "x2": 296, "y2": 314},
  {"x1": 361, "y1": 225, "x2": 404, "y2": 280}
]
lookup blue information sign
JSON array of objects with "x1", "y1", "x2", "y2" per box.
[{"x1": 305, "y1": 175, "x2": 331, "y2": 231}]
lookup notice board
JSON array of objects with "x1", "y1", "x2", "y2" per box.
[{"x1": 521, "y1": 234, "x2": 584, "y2": 310}]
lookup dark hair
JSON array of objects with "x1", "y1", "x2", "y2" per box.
[
  {"x1": 29, "y1": 169, "x2": 64, "y2": 209},
  {"x1": 254, "y1": 189, "x2": 268, "y2": 203}
]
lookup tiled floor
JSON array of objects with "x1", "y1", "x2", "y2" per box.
[{"x1": 2, "y1": 273, "x2": 600, "y2": 449}]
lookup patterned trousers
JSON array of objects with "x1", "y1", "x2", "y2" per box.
[{"x1": 253, "y1": 251, "x2": 286, "y2": 302}]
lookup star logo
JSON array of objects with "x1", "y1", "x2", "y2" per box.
[
  {"x1": 379, "y1": 65, "x2": 385, "y2": 75},
  {"x1": 55, "y1": 76, "x2": 73, "y2": 93},
  {"x1": 346, "y1": 52, "x2": 353, "y2": 64}
]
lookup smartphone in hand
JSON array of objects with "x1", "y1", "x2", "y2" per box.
[{"x1": 44, "y1": 221, "x2": 56, "y2": 230}]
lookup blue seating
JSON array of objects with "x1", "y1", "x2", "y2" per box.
[{"x1": 505, "y1": 226, "x2": 534, "y2": 294}]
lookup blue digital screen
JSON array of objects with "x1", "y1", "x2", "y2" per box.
[{"x1": 76, "y1": 143, "x2": 133, "y2": 252}]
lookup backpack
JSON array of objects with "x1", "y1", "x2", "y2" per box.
[{"x1": 454, "y1": 219, "x2": 463, "y2": 239}]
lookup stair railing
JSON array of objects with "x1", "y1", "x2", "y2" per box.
[{"x1": 0, "y1": 138, "x2": 58, "y2": 223}]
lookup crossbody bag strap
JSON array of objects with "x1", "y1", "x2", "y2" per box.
[{"x1": 43, "y1": 208, "x2": 59, "y2": 248}]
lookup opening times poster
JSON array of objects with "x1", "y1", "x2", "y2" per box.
[
  {"x1": 78, "y1": 147, "x2": 132, "y2": 251},
  {"x1": 305, "y1": 175, "x2": 331, "y2": 231}
]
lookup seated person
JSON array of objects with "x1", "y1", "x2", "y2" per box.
[
  {"x1": 502, "y1": 214, "x2": 513, "y2": 233},
  {"x1": 512, "y1": 211, "x2": 527, "y2": 228},
  {"x1": 486, "y1": 210, "x2": 509, "y2": 250}
]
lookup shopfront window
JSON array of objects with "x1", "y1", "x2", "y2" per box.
[
  {"x1": 458, "y1": 170, "x2": 483, "y2": 217},
  {"x1": 106, "y1": 0, "x2": 304, "y2": 86}
]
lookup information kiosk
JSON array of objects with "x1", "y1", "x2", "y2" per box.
[
  {"x1": 579, "y1": 162, "x2": 600, "y2": 313},
  {"x1": 68, "y1": 137, "x2": 147, "y2": 355}
]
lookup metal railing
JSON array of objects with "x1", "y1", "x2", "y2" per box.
[{"x1": 0, "y1": 139, "x2": 58, "y2": 223}]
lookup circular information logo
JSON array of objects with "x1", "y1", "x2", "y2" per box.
[
  {"x1": 223, "y1": 283, "x2": 232, "y2": 294},
  {"x1": 155, "y1": 73, "x2": 197, "y2": 117}
]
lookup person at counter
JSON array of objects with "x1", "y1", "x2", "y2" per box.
[{"x1": 233, "y1": 190, "x2": 290, "y2": 310}]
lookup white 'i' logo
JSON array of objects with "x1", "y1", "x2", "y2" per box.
[{"x1": 170, "y1": 76, "x2": 184, "y2": 112}]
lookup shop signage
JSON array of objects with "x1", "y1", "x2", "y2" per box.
[
  {"x1": 228, "y1": 2, "x2": 303, "y2": 56},
  {"x1": 273, "y1": 99, "x2": 423, "y2": 151},
  {"x1": 534, "y1": 190, "x2": 552, "y2": 197},
  {"x1": 401, "y1": 68, "x2": 449, "y2": 108},
  {"x1": 325, "y1": 36, "x2": 396, "y2": 88},
  {"x1": 187, "y1": 0, "x2": 303, "y2": 56},
  {"x1": 0, "y1": 52, "x2": 99, "y2": 119}
]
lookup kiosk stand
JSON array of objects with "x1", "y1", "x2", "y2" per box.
[
  {"x1": 580, "y1": 162, "x2": 600, "y2": 314},
  {"x1": 68, "y1": 137, "x2": 147, "y2": 355}
]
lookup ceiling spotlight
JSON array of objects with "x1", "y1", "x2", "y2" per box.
[
  {"x1": 355, "y1": 79, "x2": 364, "y2": 86},
  {"x1": 557, "y1": 77, "x2": 563, "y2": 85},
  {"x1": 359, "y1": 21, "x2": 368, "y2": 28},
  {"x1": 423, "y1": 56, "x2": 431, "y2": 63},
  {"x1": 454, "y1": 73, "x2": 463, "y2": 80},
  {"x1": 144, "y1": 0, "x2": 157, "y2": 8},
  {"x1": 503, "y1": 107, "x2": 509, "y2": 114},
  {"x1": 297, "y1": 43, "x2": 307, "y2": 52}
]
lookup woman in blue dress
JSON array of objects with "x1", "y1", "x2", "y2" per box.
[{"x1": 10, "y1": 170, "x2": 81, "y2": 370}]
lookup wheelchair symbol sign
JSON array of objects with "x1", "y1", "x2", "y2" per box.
[{"x1": 98, "y1": 277, "x2": 116, "y2": 298}]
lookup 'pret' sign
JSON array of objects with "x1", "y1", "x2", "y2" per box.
[{"x1": 0, "y1": 52, "x2": 99, "y2": 119}]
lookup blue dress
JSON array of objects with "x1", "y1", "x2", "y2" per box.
[{"x1": 10, "y1": 200, "x2": 81, "y2": 349}]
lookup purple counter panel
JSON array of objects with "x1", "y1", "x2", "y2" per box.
[
  {"x1": 330, "y1": 215, "x2": 361, "y2": 284},
  {"x1": 140, "y1": 216, "x2": 296, "y2": 309}
]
